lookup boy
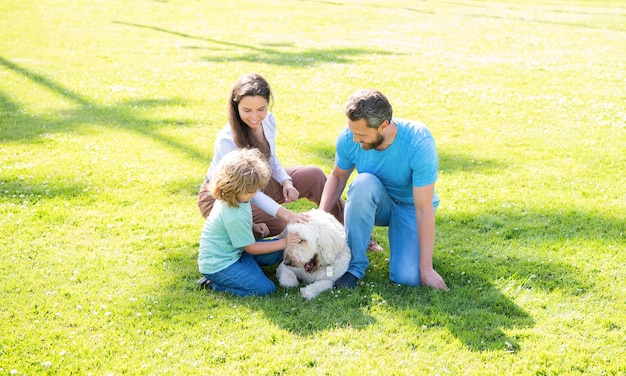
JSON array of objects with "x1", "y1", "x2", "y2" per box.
[{"x1": 198, "y1": 148, "x2": 301, "y2": 296}]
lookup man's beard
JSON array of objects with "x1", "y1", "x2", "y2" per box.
[{"x1": 360, "y1": 133, "x2": 384, "y2": 150}]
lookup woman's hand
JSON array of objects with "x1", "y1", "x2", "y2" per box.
[
  {"x1": 286, "y1": 211, "x2": 310, "y2": 224},
  {"x1": 252, "y1": 222, "x2": 270, "y2": 238},
  {"x1": 276, "y1": 208, "x2": 310, "y2": 225},
  {"x1": 282, "y1": 180, "x2": 299, "y2": 203}
]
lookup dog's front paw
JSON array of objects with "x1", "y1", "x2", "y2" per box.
[
  {"x1": 280, "y1": 277, "x2": 299, "y2": 288},
  {"x1": 300, "y1": 280, "x2": 334, "y2": 300},
  {"x1": 300, "y1": 286, "x2": 318, "y2": 301},
  {"x1": 276, "y1": 263, "x2": 299, "y2": 288}
]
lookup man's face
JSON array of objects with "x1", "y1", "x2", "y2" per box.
[{"x1": 348, "y1": 118, "x2": 384, "y2": 150}]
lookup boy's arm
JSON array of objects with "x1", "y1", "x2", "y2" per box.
[{"x1": 243, "y1": 231, "x2": 301, "y2": 255}]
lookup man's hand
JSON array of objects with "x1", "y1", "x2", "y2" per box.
[{"x1": 420, "y1": 268, "x2": 448, "y2": 291}]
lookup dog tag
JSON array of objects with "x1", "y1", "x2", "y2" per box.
[{"x1": 326, "y1": 266, "x2": 333, "y2": 277}]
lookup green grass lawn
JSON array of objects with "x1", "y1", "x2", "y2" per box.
[{"x1": 1, "y1": 0, "x2": 625, "y2": 374}]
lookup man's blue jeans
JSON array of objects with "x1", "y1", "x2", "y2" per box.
[
  {"x1": 202, "y1": 244, "x2": 283, "y2": 297},
  {"x1": 345, "y1": 173, "x2": 438, "y2": 286}
]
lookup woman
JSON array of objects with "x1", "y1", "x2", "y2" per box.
[{"x1": 198, "y1": 73, "x2": 345, "y2": 238}]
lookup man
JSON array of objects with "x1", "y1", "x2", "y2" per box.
[{"x1": 319, "y1": 89, "x2": 448, "y2": 290}]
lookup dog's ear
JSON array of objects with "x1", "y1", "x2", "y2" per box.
[{"x1": 315, "y1": 215, "x2": 346, "y2": 263}]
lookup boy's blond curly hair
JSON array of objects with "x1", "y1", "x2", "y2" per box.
[{"x1": 210, "y1": 148, "x2": 272, "y2": 207}]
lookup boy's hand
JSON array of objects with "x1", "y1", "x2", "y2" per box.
[{"x1": 285, "y1": 232, "x2": 301, "y2": 247}]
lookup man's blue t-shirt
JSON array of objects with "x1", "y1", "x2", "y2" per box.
[
  {"x1": 198, "y1": 200, "x2": 256, "y2": 274},
  {"x1": 335, "y1": 118, "x2": 439, "y2": 206}
]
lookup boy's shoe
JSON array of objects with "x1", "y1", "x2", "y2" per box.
[
  {"x1": 197, "y1": 276, "x2": 212, "y2": 290},
  {"x1": 334, "y1": 272, "x2": 358, "y2": 289}
]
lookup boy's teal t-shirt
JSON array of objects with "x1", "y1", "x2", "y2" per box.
[{"x1": 198, "y1": 200, "x2": 255, "y2": 274}]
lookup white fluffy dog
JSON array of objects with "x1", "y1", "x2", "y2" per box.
[{"x1": 276, "y1": 209, "x2": 351, "y2": 300}]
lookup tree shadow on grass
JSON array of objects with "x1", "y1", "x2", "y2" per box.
[
  {"x1": 163, "y1": 176, "x2": 205, "y2": 198},
  {"x1": 201, "y1": 46, "x2": 391, "y2": 67},
  {"x1": 369, "y1": 269, "x2": 535, "y2": 352},
  {"x1": 203, "y1": 205, "x2": 614, "y2": 351},
  {"x1": 163, "y1": 249, "x2": 378, "y2": 333},
  {"x1": 239, "y1": 285, "x2": 378, "y2": 334},
  {"x1": 0, "y1": 179, "x2": 91, "y2": 205},
  {"x1": 113, "y1": 21, "x2": 395, "y2": 67},
  {"x1": 113, "y1": 21, "x2": 391, "y2": 67},
  {"x1": 227, "y1": 255, "x2": 536, "y2": 351},
  {"x1": 295, "y1": 0, "x2": 435, "y2": 15},
  {"x1": 370, "y1": 253, "x2": 588, "y2": 352},
  {"x1": 236, "y1": 246, "x2": 587, "y2": 352},
  {"x1": 296, "y1": 0, "x2": 626, "y2": 32},
  {"x1": 440, "y1": 207, "x2": 626, "y2": 245},
  {"x1": 0, "y1": 56, "x2": 208, "y2": 164}
]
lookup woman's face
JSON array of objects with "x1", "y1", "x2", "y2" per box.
[{"x1": 237, "y1": 95, "x2": 268, "y2": 129}]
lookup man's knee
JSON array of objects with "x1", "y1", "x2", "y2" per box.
[
  {"x1": 347, "y1": 173, "x2": 382, "y2": 199},
  {"x1": 390, "y1": 270, "x2": 421, "y2": 287},
  {"x1": 351, "y1": 172, "x2": 379, "y2": 185}
]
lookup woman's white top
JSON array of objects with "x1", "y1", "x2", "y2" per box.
[{"x1": 205, "y1": 112, "x2": 291, "y2": 217}]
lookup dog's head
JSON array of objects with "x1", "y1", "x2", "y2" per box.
[{"x1": 282, "y1": 209, "x2": 346, "y2": 273}]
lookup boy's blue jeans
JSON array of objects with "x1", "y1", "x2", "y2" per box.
[
  {"x1": 345, "y1": 173, "x2": 438, "y2": 286},
  {"x1": 202, "y1": 243, "x2": 283, "y2": 297}
]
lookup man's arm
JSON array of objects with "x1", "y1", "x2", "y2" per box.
[
  {"x1": 320, "y1": 165, "x2": 353, "y2": 212},
  {"x1": 413, "y1": 184, "x2": 448, "y2": 290}
]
